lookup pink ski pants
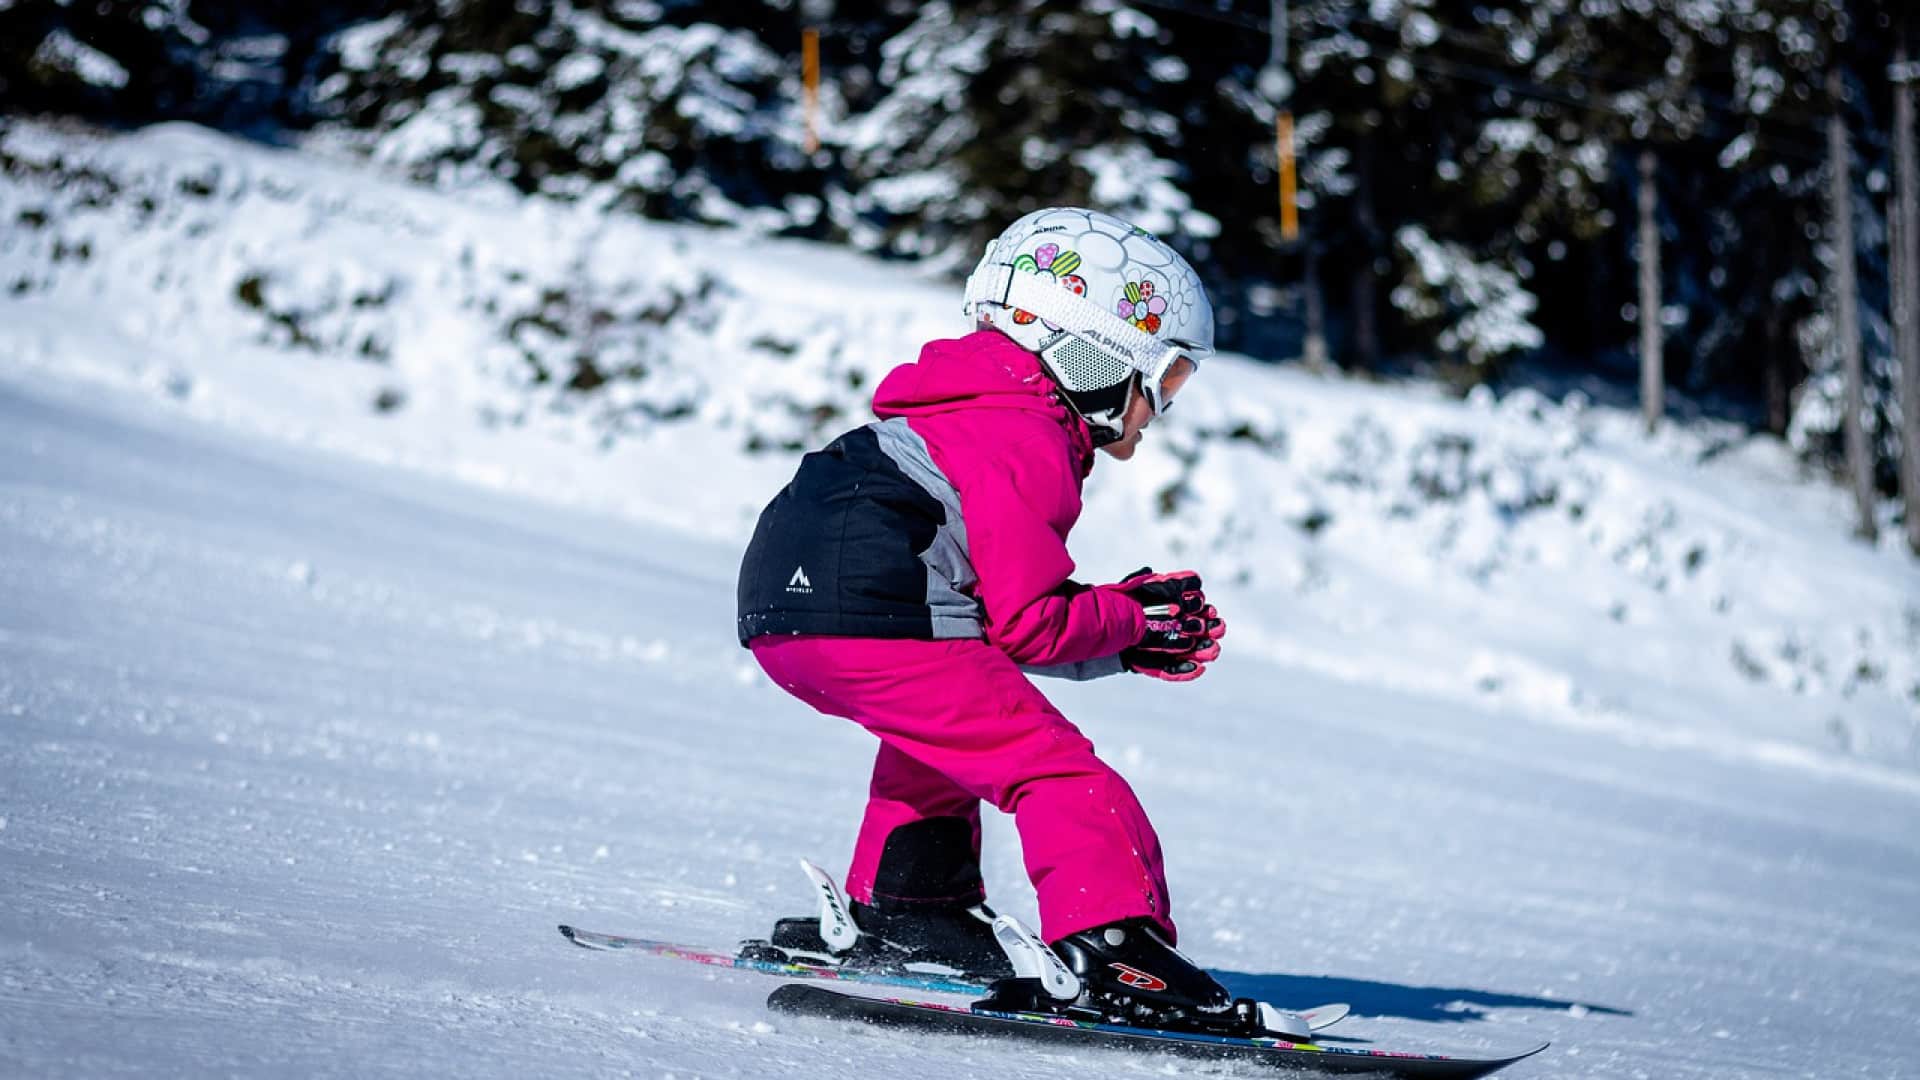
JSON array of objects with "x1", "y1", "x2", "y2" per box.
[{"x1": 750, "y1": 634, "x2": 1175, "y2": 944}]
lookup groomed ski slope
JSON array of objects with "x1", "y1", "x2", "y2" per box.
[{"x1": 3, "y1": 375, "x2": 1917, "y2": 1079}]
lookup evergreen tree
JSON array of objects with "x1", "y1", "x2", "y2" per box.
[
  {"x1": 0, "y1": 0, "x2": 209, "y2": 121},
  {"x1": 0, "y1": 0, "x2": 386, "y2": 131},
  {"x1": 836, "y1": 2, "x2": 1222, "y2": 261},
  {"x1": 311, "y1": 1, "x2": 817, "y2": 219}
]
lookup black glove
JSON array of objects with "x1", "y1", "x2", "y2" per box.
[{"x1": 1111, "y1": 567, "x2": 1226, "y2": 682}]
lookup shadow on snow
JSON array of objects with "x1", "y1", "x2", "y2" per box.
[{"x1": 1212, "y1": 969, "x2": 1632, "y2": 1025}]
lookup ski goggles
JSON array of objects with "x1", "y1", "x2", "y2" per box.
[{"x1": 1144, "y1": 355, "x2": 1198, "y2": 417}]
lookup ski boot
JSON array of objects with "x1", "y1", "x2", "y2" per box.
[
  {"x1": 1049, "y1": 918, "x2": 1238, "y2": 1028},
  {"x1": 741, "y1": 860, "x2": 1013, "y2": 981},
  {"x1": 856, "y1": 899, "x2": 1015, "y2": 979},
  {"x1": 751, "y1": 901, "x2": 1014, "y2": 980},
  {"x1": 753, "y1": 901, "x2": 1013, "y2": 980},
  {"x1": 980, "y1": 917, "x2": 1314, "y2": 1041}
]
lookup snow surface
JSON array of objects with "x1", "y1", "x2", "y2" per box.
[{"x1": 3, "y1": 120, "x2": 1919, "y2": 1078}]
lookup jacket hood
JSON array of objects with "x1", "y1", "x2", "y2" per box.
[{"x1": 872, "y1": 331, "x2": 1095, "y2": 474}]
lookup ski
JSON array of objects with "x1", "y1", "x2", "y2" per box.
[
  {"x1": 558, "y1": 925, "x2": 1349, "y2": 1034},
  {"x1": 766, "y1": 984, "x2": 1547, "y2": 1079},
  {"x1": 557, "y1": 925, "x2": 990, "y2": 996}
]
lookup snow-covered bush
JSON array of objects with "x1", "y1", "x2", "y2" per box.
[
  {"x1": 0, "y1": 119, "x2": 896, "y2": 455},
  {"x1": 1391, "y1": 224, "x2": 1544, "y2": 371}
]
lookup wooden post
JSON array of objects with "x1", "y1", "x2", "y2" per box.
[
  {"x1": 1894, "y1": 35, "x2": 1920, "y2": 554},
  {"x1": 1828, "y1": 68, "x2": 1877, "y2": 542},
  {"x1": 1271, "y1": 0, "x2": 1295, "y2": 240},
  {"x1": 1267, "y1": 0, "x2": 1316, "y2": 360},
  {"x1": 1638, "y1": 147, "x2": 1664, "y2": 434},
  {"x1": 1277, "y1": 111, "x2": 1298, "y2": 242},
  {"x1": 802, "y1": 28, "x2": 821, "y2": 155}
]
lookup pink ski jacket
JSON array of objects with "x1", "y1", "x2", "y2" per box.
[{"x1": 736, "y1": 331, "x2": 1144, "y2": 677}]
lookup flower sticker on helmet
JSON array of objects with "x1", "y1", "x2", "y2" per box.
[
  {"x1": 1117, "y1": 279, "x2": 1168, "y2": 335},
  {"x1": 1011, "y1": 242, "x2": 1085, "y2": 326},
  {"x1": 1040, "y1": 245, "x2": 1082, "y2": 276}
]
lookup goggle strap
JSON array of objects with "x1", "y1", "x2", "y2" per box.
[{"x1": 967, "y1": 265, "x2": 1198, "y2": 388}]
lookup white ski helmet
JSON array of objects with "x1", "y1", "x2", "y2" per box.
[{"x1": 962, "y1": 207, "x2": 1213, "y2": 444}]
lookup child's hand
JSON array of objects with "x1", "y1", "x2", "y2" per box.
[{"x1": 1111, "y1": 568, "x2": 1226, "y2": 681}]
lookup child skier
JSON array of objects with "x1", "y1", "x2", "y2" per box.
[{"x1": 737, "y1": 207, "x2": 1233, "y2": 1026}]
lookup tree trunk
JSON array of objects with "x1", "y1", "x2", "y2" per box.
[
  {"x1": 1828, "y1": 68, "x2": 1878, "y2": 542},
  {"x1": 1895, "y1": 35, "x2": 1920, "y2": 555},
  {"x1": 1638, "y1": 147, "x2": 1664, "y2": 435},
  {"x1": 1765, "y1": 303, "x2": 1790, "y2": 437},
  {"x1": 1349, "y1": 130, "x2": 1379, "y2": 369},
  {"x1": 1303, "y1": 236, "x2": 1328, "y2": 368}
]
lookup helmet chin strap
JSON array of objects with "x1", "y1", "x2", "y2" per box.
[
  {"x1": 1057, "y1": 378, "x2": 1133, "y2": 447},
  {"x1": 1031, "y1": 332, "x2": 1136, "y2": 446}
]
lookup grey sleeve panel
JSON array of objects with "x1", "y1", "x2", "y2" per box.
[
  {"x1": 1019, "y1": 655, "x2": 1128, "y2": 681},
  {"x1": 869, "y1": 418, "x2": 983, "y2": 640}
]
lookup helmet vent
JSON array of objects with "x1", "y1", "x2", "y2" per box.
[{"x1": 1049, "y1": 335, "x2": 1131, "y2": 393}]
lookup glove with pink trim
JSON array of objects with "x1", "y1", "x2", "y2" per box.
[{"x1": 1111, "y1": 567, "x2": 1226, "y2": 682}]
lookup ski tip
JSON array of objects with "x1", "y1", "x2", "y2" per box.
[
  {"x1": 766, "y1": 983, "x2": 815, "y2": 1013},
  {"x1": 1456, "y1": 1040, "x2": 1550, "y2": 1069},
  {"x1": 1299, "y1": 1001, "x2": 1350, "y2": 1031},
  {"x1": 1489, "y1": 1040, "x2": 1551, "y2": 1065}
]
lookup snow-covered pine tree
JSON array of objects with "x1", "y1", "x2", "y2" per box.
[
  {"x1": 1766, "y1": 1, "x2": 1909, "y2": 525},
  {"x1": 0, "y1": 1, "x2": 388, "y2": 131},
  {"x1": 0, "y1": 0, "x2": 207, "y2": 120},
  {"x1": 311, "y1": 1, "x2": 822, "y2": 223},
  {"x1": 1281, "y1": 0, "x2": 1561, "y2": 375},
  {"x1": 1894, "y1": 23, "x2": 1920, "y2": 553},
  {"x1": 835, "y1": 2, "x2": 1220, "y2": 265}
]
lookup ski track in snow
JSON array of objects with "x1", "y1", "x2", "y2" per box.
[{"x1": 2, "y1": 377, "x2": 1917, "y2": 1078}]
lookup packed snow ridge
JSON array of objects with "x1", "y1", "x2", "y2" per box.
[{"x1": 2, "y1": 118, "x2": 1916, "y2": 779}]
